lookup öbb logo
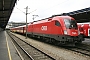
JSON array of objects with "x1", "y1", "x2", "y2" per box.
[{"x1": 41, "y1": 26, "x2": 47, "y2": 31}]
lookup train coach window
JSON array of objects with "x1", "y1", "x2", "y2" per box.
[{"x1": 55, "y1": 21, "x2": 61, "y2": 26}]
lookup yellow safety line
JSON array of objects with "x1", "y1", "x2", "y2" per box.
[{"x1": 5, "y1": 32, "x2": 12, "y2": 60}]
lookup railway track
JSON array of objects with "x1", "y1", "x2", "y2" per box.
[
  {"x1": 7, "y1": 31, "x2": 55, "y2": 60},
  {"x1": 64, "y1": 44, "x2": 90, "y2": 57}
]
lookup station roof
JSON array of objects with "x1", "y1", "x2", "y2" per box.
[
  {"x1": 0, "y1": 0, "x2": 17, "y2": 29},
  {"x1": 52, "y1": 7, "x2": 90, "y2": 23}
]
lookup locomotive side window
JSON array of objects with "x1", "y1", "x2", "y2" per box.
[{"x1": 55, "y1": 21, "x2": 60, "y2": 26}]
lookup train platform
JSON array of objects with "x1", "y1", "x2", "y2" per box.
[{"x1": 0, "y1": 31, "x2": 21, "y2": 60}]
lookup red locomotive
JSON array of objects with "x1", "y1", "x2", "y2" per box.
[
  {"x1": 78, "y1": 23, "x2": 90, "y2": 38},
  {"x1": 10, "y1": 16, "x2": 84, "y2": 46}
]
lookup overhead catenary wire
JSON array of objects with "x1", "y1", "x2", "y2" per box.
[
  {"x1": 42, "y1": 0, "x2": 70, "y2": 12},
  {"x1": 12, "y1": 0, "x2": 71, "y2": 22},
  {"x1": 15, "y1": 0, "x2": 69, "y2": 14},
  {"x1": 15, "y1": 7, "x2": 37, "y2": 14},
  {"x1": 16, "y1": 7, "x2": 26, "y2": 14},
  {"x1": 14, "y1": 0, "x2": 70, "y2": 15}
]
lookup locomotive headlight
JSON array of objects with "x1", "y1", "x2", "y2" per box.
[{"x1": 64, "y1": 30, "x2": 68, "y2": 35}]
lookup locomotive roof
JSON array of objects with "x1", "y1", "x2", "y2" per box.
[{"x1": 32, "y1": 16, "x2": 72, "y2": 22}]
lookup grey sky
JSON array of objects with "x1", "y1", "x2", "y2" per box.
[{"x1": 9, "y1": 0, "x2": 90, "y2": 23}]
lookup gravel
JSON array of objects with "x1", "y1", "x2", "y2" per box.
[{"x1": 12, "y1": 33, "x2": 90, "y2": 60}]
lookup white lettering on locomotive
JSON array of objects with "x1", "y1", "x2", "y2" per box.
[
  {"x1": 72, "y1": 32, "x2": 76, "y2": 34},
  {"x1": 41, "y1": 26, "x2": 47, "y2": 31}
]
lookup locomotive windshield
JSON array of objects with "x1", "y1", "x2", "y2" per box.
[{"x1": 64, "y1": 19, "x2": 77, "y2": 29}]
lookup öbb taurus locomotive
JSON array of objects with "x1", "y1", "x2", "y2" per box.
[{"x1": 10, "y1": 16, "x2": 84, "y2": 46}]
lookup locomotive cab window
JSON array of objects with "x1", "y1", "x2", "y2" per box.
[
  {"x1": 55, "y1": 21, "x2": 61, "y2": 26},
  {"x1": 64, "y1": 19, "x2": 77, "y2": 29}
]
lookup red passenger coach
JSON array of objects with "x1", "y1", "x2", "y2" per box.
[
  {"x1": 10, "y1": 25, "x2": 26, "y2": 34},
  {"x1": 27, "y1": 16, "x2": 84, "y2": 46},
  {"x1": 78, "y1": 23, "x2": 90, "y2": 38}
]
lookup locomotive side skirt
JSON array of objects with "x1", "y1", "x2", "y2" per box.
[{"x1": 27, "y1": 32, "x2": 84, "y2": 44}]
